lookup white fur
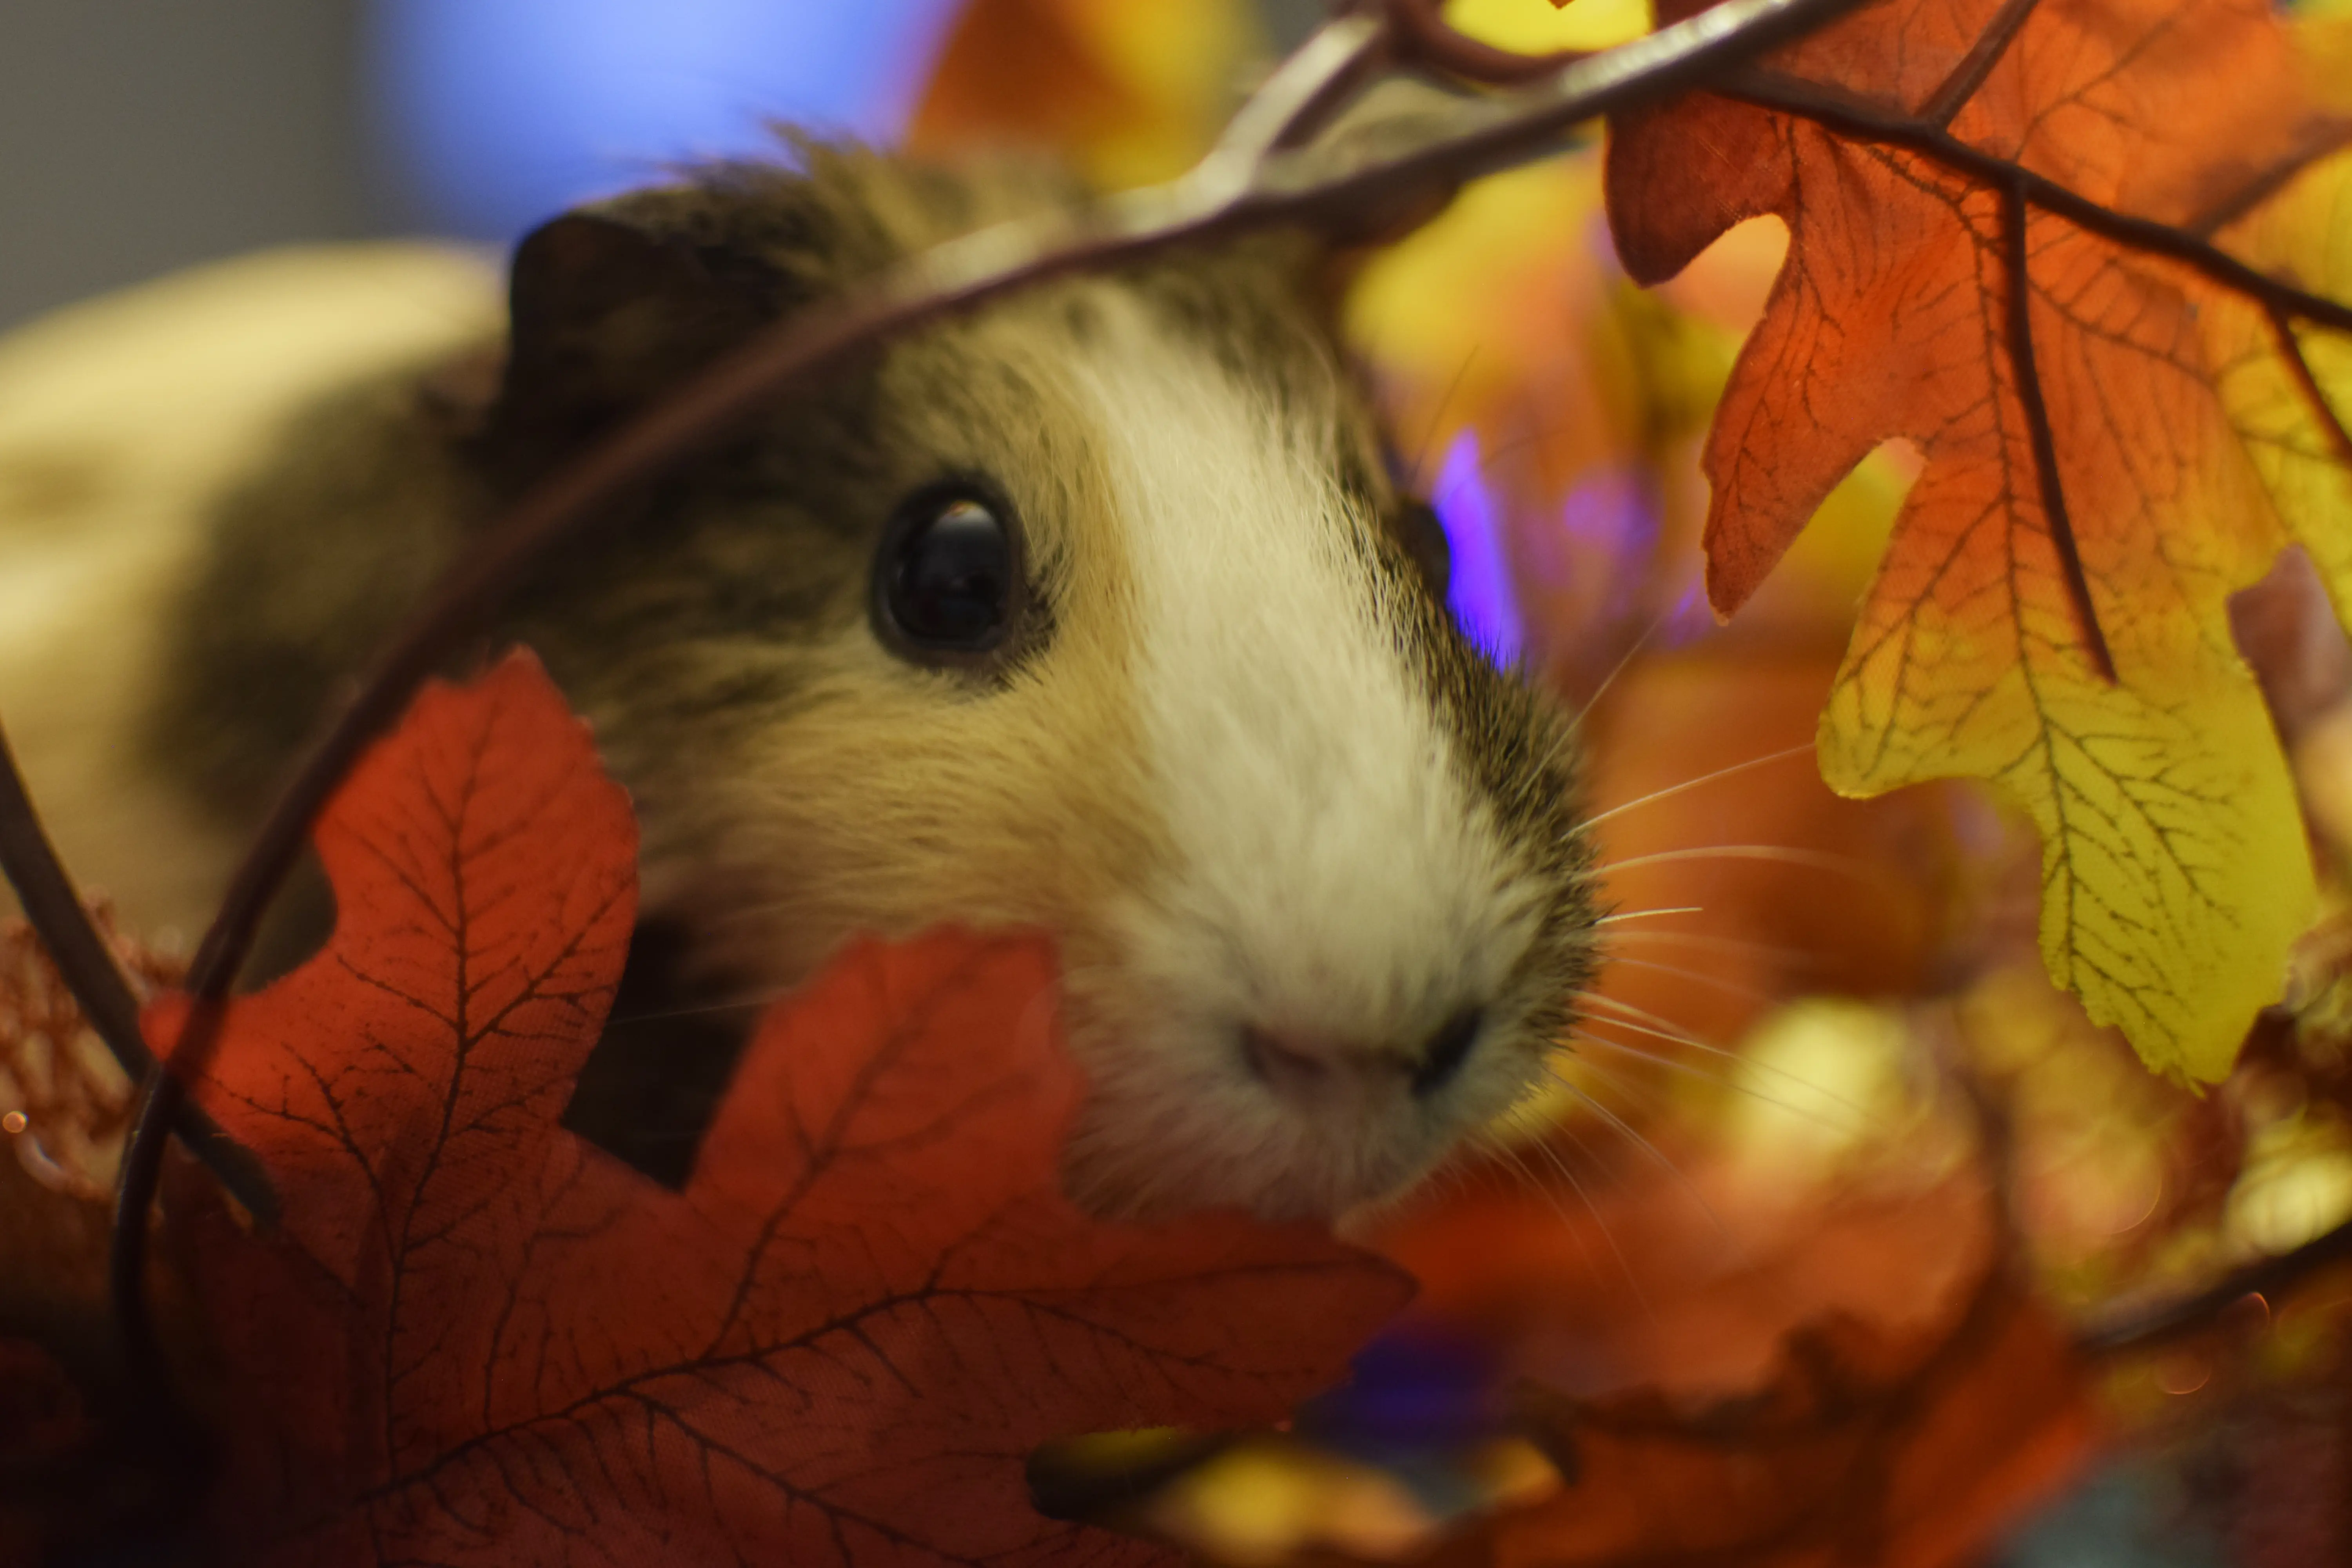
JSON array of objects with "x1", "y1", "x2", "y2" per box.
[{"x1": 1058, "y1": 300, "x2": 1547, "y2": 1217}]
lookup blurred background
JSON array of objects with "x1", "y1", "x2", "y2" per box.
[
  {"x1": 7, "y1": 5, "x2": 2352, "y2": 1564},
  {"x1": 0, "y1": 0, "x2": 1332, "y2": 331}
]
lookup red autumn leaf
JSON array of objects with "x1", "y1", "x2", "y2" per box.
[
  {"x1": 149, "y1": 651, "x2": 1411, "y2": 1566},
  {"x1": 1374, "y1": 1165, "x2": 2094, "y2": 1568},
  {"x1": 1477, "y1": 1270, "x2": 2094, "y2": 1568},
  {"x1": 1605, "y1": 0, "x2": 2350, "y2": 1081}
]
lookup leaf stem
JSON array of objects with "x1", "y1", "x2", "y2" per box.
[
  {"x1": 1918, "y1": 0, "x2": 2040, "y2": 128},
  {"x1": 1998, "y1": 179, "x2": 2119, "y2": 682}
]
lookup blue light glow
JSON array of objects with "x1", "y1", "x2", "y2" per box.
[
  {"x1": 369, "y1": 0, "x2": 963, "y2": 240},
  {"x1": 1432, "y1": 430, "x2": 1526, "y2": 666}
]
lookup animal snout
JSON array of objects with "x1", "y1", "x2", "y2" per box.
[{"x1": 1240, "y1": 1006, "x2": 1487, "y2": 1103}]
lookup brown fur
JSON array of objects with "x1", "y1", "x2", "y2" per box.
[{"x1": 123, "y1": 143, "x2": 1599, "y2": 1215}]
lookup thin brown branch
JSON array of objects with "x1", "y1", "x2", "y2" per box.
[
  {"x1": 2077, "y1": 1214, "x2": 2352, "y2": 1355},
  {"x1": 1223, "y1": 13, "x2": 1390, "y2": 157},
  {"x1": 1381, "y1": 0, "x2": 1589, "y2": 85},
  {"x1": 2267, "y1": 299, "x2": 2352, "y2": 471},
  {"x1": 0, "y1": 721, "x2": 270, "y2": 1219},
  {"x1": 100, "y1": 0, "x2": 1880, "y2": 1408},
  {"x1": 1999, "y1": 179, "x2": 2118, "y2": 682},
  {"x1": 1919, "y1": 0, "x2": 2039, "y2": 128},
  {"x1": 111, "y1": 1063, "x2": 191, "y2": 1405},
  {"x1": 0, "y1": 722, "x2": 149, "y2": 1077}
]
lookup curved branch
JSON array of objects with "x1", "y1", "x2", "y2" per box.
[
  {"x1": 0, "y1": 721, "x2": 270, "y2": 1218},
  {"x1": 1382, "y1": 0, "x2": 1589, "y2": 85},
  {"x1": 0, "y1": 722, "x2": 149, "y2": 1076},
  {"x1": 2078, "y1": 1214, "x2": 2352, "y2": 1354}
]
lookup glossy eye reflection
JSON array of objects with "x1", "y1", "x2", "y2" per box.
[{"x1": 875, "y1": 487, "x2": 1021, "y2": 659}]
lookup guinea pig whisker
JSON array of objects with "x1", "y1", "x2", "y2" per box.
[
  {"x1": 1599, "y1": 927, "x2": 1809, "y2": 963},
  {"x1": 1593, "y1": 844, "x2": 1880, "y2": 882},
  {"x1": 1486, "y1": 1130, "x2": 1653, "y2": 1319},
  {"x1": 1573, "y1": 575, "x2": 1706, "y2": 726},
  {"x1": 1590, "y1": 905, "x2": 1706, "y2": 927},
  {"x1": 1571, "y1": 989, "x2": 1723, "y2": 1045},
  {"x1": 1543, "y1": 1064, "x2": 1734, "y2": 1252},
  {"x1": 1400, "y1": 348, "x2": 1480, "y2": 490},
  {"x1": 1570, "y1": 1000, "x2": 1879, "y2": 1126},
  {"x1": 1596, "y1": 953, "x2": 1771, "y2": 1001},
  {"x1": 1579, "y1": 743, "x2": 1817, "y2": 833},
  {"x1": 1568, "y1": 1031, "x2": 1861, "y2": 1135},
  {"x1": 602, "y1": 990, "x2": 790, "y2": 1027},
  {"x1": 1534, "y1": 1135, "x2": 1664, "y2": 1324}
]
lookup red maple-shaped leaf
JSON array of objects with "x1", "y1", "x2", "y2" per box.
[
  {"x1": 148, "y1": 652, "x2": 1412, "y2": 1566},
  {"x1": 1604, "y1": 0, "x2": 2347, "y2": 1080}
]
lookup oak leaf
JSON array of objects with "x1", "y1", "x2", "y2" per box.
[
  {"x1": 1605, "y1": 0, "x2": 2352, "y2": 1078},
  {"x1": 149, "y1": 652, "x2": 1412, "y2": 1566}
]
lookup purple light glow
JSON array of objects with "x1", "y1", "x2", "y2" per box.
[{"x1": 1432, "y1": 430, "x2": 1526, "y2": 667}]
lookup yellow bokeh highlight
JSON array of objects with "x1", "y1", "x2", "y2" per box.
[{"x1": 1445, "y1": 0, "x2": 1655, "y2": 51}]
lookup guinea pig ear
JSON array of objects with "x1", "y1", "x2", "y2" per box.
[{"x1": 488, "y1": 204, "x2": 786, "y2": 456}]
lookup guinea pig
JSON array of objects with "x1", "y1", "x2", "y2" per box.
[{"x1": 0, "y1": 144, "x2": 1599, "y2": 1222}]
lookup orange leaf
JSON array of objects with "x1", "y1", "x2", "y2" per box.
[
  {"x1": 150, "y1": 652, "x2": 1411, "y2": 1565},
  {"x1": 1487, "y1": 1272, "x2": 2095, "y2": 1568},
  {"x1": 1605, "y1": 0, "x2": 2342, "y2": 1078},
  {"x1": 1377, "y1": 1168, "x2": 2095, "y2": 1568},
  {"x1": 906, "y1": 0, "x2": 1251, "y2": 189}
]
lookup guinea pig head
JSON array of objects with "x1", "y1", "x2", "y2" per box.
[{"x1": 493, "y1": 151, "x2": 1601, "y2": 1222}]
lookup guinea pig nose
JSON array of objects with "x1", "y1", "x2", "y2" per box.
[
  {"x1": 1240, "y1": 1025, "x2": 1346, "y2": 1097},
  {"x1": 1410, "y1": 1008, "x2": 1486, "y2": 1097}
]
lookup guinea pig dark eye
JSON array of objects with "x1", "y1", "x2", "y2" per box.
[
  {"x1": 873, "y1": 484, "x2": 1025, "y2": 663},
  {"x1": 1392, "y1": 498, "x2": 1452, "y2": 597}
]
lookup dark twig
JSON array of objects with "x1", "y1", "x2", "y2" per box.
[
  {"x1": 1220, "y1": 13, "x2": 1390, "y2": 159},
  {"x1": 98, "y1": 0, "x2": 1879, "y2": 1407},
  {"x1": 1998, "y1": 179, "x2": 2118, "y2": 682},
  {"x1": 2078, "y1": 1215, "x2": 2352, "y2": 1355},
  {"x1": 1918, "y1": 0, "x2": 2039, "y2": 127},
  {"x1": 110, "y1": 1063, "x2": 193, "y2": 1406},
  {"x1": 1382, "y1": 0, "x2": 1588, "y2": 85},
  {"x1": 0, "y1": 723, "x2": 270, "y2": 1218},
  {"x1": 0, "y1": 722, "x2": 150, "y2": 1077}
]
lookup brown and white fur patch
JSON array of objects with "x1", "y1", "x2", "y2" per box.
[{"x1": 0, "y1": 146, "x2": 1599, "y2": 1221}]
